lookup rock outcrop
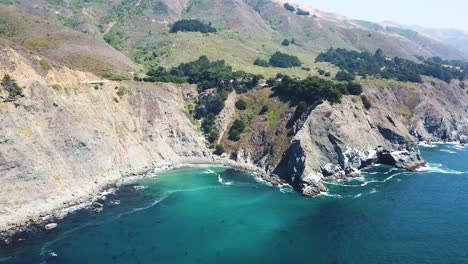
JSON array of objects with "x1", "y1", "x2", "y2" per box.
[{"x1": 274, "y1": 80, "x2": 467, "y2": 196}]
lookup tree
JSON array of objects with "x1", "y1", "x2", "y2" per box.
[
  {"x1": 254, "y1": 58, "x2": 269, "y2": 67},
  {"x1": 296, "y1": 9, "x2": 310, "y2": 16},
  {"x1": 214, "y1": 144, "x2": 225, "y2": 155},
  {"x1": 346, "y1": 82, "x2": 363, "y2": 95},
  {"x1": 281, "y1": 39, "x2": 290, "y2": 46},
  {"x1": 335, "y1": 70, "x2": 355, "y2": 81},
  {"x1": 228, "y1": 119, "x2": 246, "y2": 141},
  {"x1": 170, "y1": 19, "x2": 217, "y2": 33},
  {"x1": 235, "y1": 99, "x2": 247, "y2": 110},
  {"x1": 283, "y1": 3, "x2": 295, "y2": 12},
  {"x1": 269, "y1": 52, "x2": 302, "y2": 68}
]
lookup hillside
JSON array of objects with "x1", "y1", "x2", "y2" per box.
[{"x1": 4, "y1": 0, "x2": 466, "y2": 77}]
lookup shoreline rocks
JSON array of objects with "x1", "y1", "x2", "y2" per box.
[{"x1": 45, "y1": 223, "x2": 58, "y2": 231}]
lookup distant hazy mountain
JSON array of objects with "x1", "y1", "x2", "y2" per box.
[{"x1": 410, "y1": 27, "x2": 468, "y2": 57}]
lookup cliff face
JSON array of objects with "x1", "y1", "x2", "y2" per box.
[
  {"x1": 0, "y1": 47, "x2": 213, "y2": 231},
  {"x1": 273, "y1": 80, "x2": 468, "y2": 195}
]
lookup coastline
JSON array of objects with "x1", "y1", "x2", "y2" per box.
[
  {"x1": 2, "y1": 142, "x2": 464, "y2": 244},
  {"x1": 0, "y1": 157, "x2": 269, "y2": 244}
]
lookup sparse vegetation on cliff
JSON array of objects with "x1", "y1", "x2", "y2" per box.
[{"x1": 1, "y1": 74, "x2": 23, "y2": 101}]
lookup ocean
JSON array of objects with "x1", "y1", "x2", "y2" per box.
[{"x1": 1, "y1": 144, "x2": 467, "y2": 263}]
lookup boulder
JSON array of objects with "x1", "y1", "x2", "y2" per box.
[
  {"x1": 320, "y1": 163, "x2": 345, "y2": 178},
  {"x1": 460, "y1": 135, "x2": 468, "y2": 144},
  {"x1": 377, "y1": 148, "x2": 426, "y2": 170},
  {"x1": 45, "y1": 223, "x2": 58, "y2": 231}
]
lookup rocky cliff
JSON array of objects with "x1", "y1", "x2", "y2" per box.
[
  {"x1": 273, "y1": 79, "x2": 468, "y2": 195},
  {"x1": 0, "y1": 46, "x2": 214, "y2": 231}
]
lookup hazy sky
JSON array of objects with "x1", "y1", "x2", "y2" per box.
[{"x1": 295, "y1": 0, "x2": 468, "y2": 30}]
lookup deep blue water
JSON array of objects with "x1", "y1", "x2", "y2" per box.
[{"x1": 1, "y1": 144, "x2": 467, "y2": 263}]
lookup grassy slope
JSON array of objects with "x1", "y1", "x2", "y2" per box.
[
  {"x1": 7, "y1": 0, "x2": 465, "y2": 78},
  {"x1": 221, "y1": 88, "x2": 293, "y2": 167}
]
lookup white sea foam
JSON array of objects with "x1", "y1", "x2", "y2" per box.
[
  {"x1": 417, "y1": 163, "x2": 464, "y2": 175},
  {"x1": 204, "y1": 169, "x2": 217, "y2": 174},
  {"x1": 278, "y1": 184, "x2": 294, "y2": 193},
  {"x1": 418, "y1": 142, "x2": 438, "y2": 148},
  {"x1": 370, "y1": 188, "x2": 378, "y2": 194},
  {"x1": 353, "y1": 193, "x2": 363, "y2": 198},
  {"x1": 440, "y1": 149, "x2": 457, "y2": 154},
  {"x1": 319, "y1": 192, "x2": 342, "y2": 198}
]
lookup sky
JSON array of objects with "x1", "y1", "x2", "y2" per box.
[{"x1": 295, "y1": 0, "x2": 468, "y2": 31}]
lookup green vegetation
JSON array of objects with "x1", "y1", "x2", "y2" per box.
[
  {"x1": 335, "y1": 70, "x2": 355, "y2": 81},
  {"x1": 116, "y1": 86, "x2": 129, "y2": 98},
  {"x1": 316, "y1": 48, "x2": 468, "y2": 83},
  {"x1": 0, "y1": 0, "x2": 14, "y2": 5},
  {"x1": 296, "y1": 9, "x2": 310, "y2": 16},
  {"x1": 228, "y1": 119, "x2": 247, "y2": 141},
  {"x1": 360, "y1": 95, "x2": 372, "y2": 110},
  {"x1": 170, "y1": 19, "x2": 217, "y2": 34},
  {"x1": 269, "y1": 74, "x2": 363, "y2": 110},
  {"x1": 142, "y1": 56, "x2": 261, "y2": 117},
  {"x1": 235, "y1": 99, "x2": 247, "y2": 110},
  {"x1": 281, "y1": 39, "x2": 290, "y2": 46},
  {"x1": 1, "y1": 74, "x2": 23, "y2": 101},
  {"x1": 269, "y1": 52, "x2": 302, "y2": 68},
  {"x1": 104, "y1": 28, "x2": 124, "y2": 50},
  {"x1": 254, "y1": 58, "x2": 269, "y2": 67},
  {"x1": 39, "y1": 59, "x2": 52, "y2": 71},
  {"x1": 283, "y1": 3, "x2": 295, "y2": 12},
  {"x1": 214, "y1": 144, "x2": 225, "y2": 155},
  {"x1": 260, "y1": 105, "x2": 269, "y2": 114}
]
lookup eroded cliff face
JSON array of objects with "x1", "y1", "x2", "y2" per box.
[
  {"x1": 0, "y1": 47, "x2": 213, "y2": 231},
  {"x1": 274, "y1": 80, "x2": 468, "y2": 195}
]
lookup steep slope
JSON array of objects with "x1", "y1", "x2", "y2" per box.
[
  {"x1": 0, "y1": 44, "x2": 211, "y2": 231},
  {"x1": 0, "y1": 4, "x2": 137, "y2": 78}
]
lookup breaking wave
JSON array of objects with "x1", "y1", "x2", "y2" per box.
[
  {"x1": 417, "y1": 163, "x2": 465, "y2": 175},
  {"x1": 440, "y1": 149, "x2": 457, "y2": 154}
]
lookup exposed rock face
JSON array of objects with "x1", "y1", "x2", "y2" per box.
[
  {"x1": 274, "y1": 80, "x2": 467, "y2": 196},
  {"x1": 0, "y1": 52, "x2": 212, "y2": 230}
]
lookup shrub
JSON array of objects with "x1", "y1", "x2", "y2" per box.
[
  {"x1": 254, "y1": 58, "x2": 269, "y2": 67},
  {"x1": 170, "y1": 19, "x2": 217, "y2": 33},
  {"x1": 281, "y1": 39, "x2": 290, "y2": 46},
  {"x1": 1, "y1": 74, "x2": 23, "y2": 99},
  {"x1": 360, "y1": 95, "x2": 372, "y2": 110},
  {"x1": 214, "y1": 144, "x2": 225, "y2": 155},
  {"x1": 116, "y1": 86, "x2": 129, "y2": 98},
  {"x1": 269, "y1": 52, "x2": 301, "y2": 68},
  {"x1": 39, "y1": 59, "x2": 51, "y2": 70},
  {"x1": 208, "y1": 130, "x2": 219, "y2": 144},
  {"x1": 235, "y1": 99, "x2": 247, "y2": 110},
  {"x1": 260, "y1": 105, "x2": 269, "y2": 114}
]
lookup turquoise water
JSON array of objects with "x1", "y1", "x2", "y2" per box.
[{"x1": 1, "y1": 144, "x2": 468, "y2": 263}]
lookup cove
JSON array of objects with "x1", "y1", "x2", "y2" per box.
[{"x1": 1, "y1": 144, "x2": 468, "y2": 263}]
